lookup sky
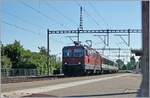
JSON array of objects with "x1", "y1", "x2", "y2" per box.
[{"x1": 1, "y1": 0, "x2": 142, "y2": 63}]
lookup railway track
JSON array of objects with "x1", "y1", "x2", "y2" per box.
[
  {"x1": 1, "y1": 74, "x2": 103, "y2": 84},
  {"x1": 1, "y1": 74, "x2": 65, "y2": 84},
  {"x1": 1, "y1": 71, "x2": 132, "y2": 84}
]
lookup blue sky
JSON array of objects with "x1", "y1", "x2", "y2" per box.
[{"x1": 1, "y1": 0, "x2": 141, "y2": 62}]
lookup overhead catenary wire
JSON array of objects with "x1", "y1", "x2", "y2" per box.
[
  {"x1": 2, "y1": 20, "x2": 70, "y2": 45},
  {"x1": 74, "y1": 1, "x2": 130, "y2": 58},
  {"x1": 44, "y1": 1, "x2": 78, "y2": 45},
  {"x1": 84, "y1": 8, "x2": 102, "y2": 28},
  {"x1": 45, "y1": 1, "x2": 79, "y2": 27},
  {"x1": 21, "y1": 1, "x2": 73, "y2": 43},
  {"x1": 73, "y1": 0, "x2": 102, "y2": 28},
  {"x1": 73, "y1": 0, "x2": 81, "y2": 7},
  {"x1": 19, "y1": 0, "x2": 67, "y2": 28},
  {"x1": 87, "y1": 1, "x2": 111, "y2": 29},
  {"x1": 50, "y1": 36, "x2": 72, "y2": 44},
  {"x1": 3, "y1": 11, "x2": 45, "y2": 29},
  {"x1": 2, "y1": 2, "x2": 72, "y2": 44},
  {"x1": 2, "y1": 20, "x2": 41, "y2": 35}
]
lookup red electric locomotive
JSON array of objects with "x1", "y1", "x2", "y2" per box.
[{"x1": 62, "y1": 42, "x2": 118, "y2": 76}]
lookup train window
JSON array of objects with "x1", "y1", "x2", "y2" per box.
[
  {"x1": 74, "y1": 49, "x2": 84, "y2": 57},
  {"x1": 63, "y1": 49, "x2": 72, "y2": 57}
]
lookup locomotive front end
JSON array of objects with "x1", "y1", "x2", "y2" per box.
[{"x1": 62, "y1": 46, "x2": 85, "y2": 76}]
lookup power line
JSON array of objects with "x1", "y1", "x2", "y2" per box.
[
  {"x1": 19, "y1": 0, "x2": 66, "y2": 28},
  {"x1": 73, "y1": 0, "x2": 81, "y2": 7},
  {"x1": 2, "y1": 20, "x2": 69, "y2": 45},
  {"x1": 87, "y1": 1, "x2": 111, "y2": 29},
  {"x1": 45, "y1": 1, "x2": 78, "y2": 27},
  {"x1": 50, "y1": 36, "x2": 70, "y2": 44},
  {"x1": 2, "y1": 20, "x2": 40, "y2": 35},
  {"x1": 3, "y1": 11, "x2": 45, "y2": 29},
  {"x1": 73, "y1": 0, "x2": 102, "y2": 28},
  {"x1": 84, "y1": 8, "x2": 101, "y2": 28}
]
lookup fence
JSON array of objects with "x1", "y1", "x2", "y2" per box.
[{"x1": 1, "y1": 68, "x2": 38, "y2": 77}]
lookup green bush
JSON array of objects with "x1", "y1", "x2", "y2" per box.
[
  {"x1": 2, "y1": 40, "x2": 62, "y2": 76},
  {"x1": 1, "y1": 56, "x2": 12, "y2": 69}
]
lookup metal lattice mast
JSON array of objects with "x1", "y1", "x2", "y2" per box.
[
  {"x1": 77, "y1": 6, "x2": 83, "y2": 42},
  {"x1": 79, "y1": 6, "x2": 83, "y2": 30}
]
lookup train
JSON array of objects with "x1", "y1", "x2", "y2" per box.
[{"x1": 62, "y1": 42, "x2": 119, "y2": 76}]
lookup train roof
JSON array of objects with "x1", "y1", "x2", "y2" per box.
[
  {"x1": 63, "y1": 44, "x2": 97, "y2": 51},
  {"x1": 62, "y1": 43, "x2": 116, "y2": 63},
  {"x1": 63, "y1": 45, "x2": 84, "y2": 49}
]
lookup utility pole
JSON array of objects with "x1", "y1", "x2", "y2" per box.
[
  {"x1": 47, "y1": 29, "x2": 50, "y2": 75},
  {"x1": 79, "y1": 6, "x2": 83, "y2": 30},
  {"x1": 128, "y1": 29, "x2": 130, "y2": 46},
  {"x1": 107, "y1": 31, "x2": 109, "y2": 46},
  {"x1": 77, "y1": 28, "x2": 80, "y2": 42},
  {"x1": 103, "y1": 36, "x2": 106, "y2": 55},
  {"x1": 118, "y1": 48, "x2": 121, "y2": 59},
  {"x1": 77, "y1": 6, "x2": 83, "y2": 43}
]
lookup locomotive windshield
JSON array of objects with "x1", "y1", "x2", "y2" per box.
[
  {"x1": 63, "y1": 48, "x2": 84, "y2": 57},
  {"x1": 63, "y1": 49, "x2": 72, "y2": 57},
  {"x1": 74, "y1": 49, "x2": 84, "y2": 57}
]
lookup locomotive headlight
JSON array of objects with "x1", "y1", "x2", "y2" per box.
[
  {"x1": 65, "y1": 62, "x2": 67, "y2": 64},
  {"x1": 78, "y1": 62, "x2": 81, "y2": 64}
]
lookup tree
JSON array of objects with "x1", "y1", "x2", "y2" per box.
[
  {"x1": 1, "y1": 44, "x2": 5, "y2": 56},
  {"x1": 1, "y1": 56, "x2": 12, "y2": 69},
  {"x1": 38, "y1": 46, "x2": 47, "y2": 55},
  {"x1": 3, "y1": 40, "x2": 23, "y2": 68},
  {"x1": 18, "y1": 50, "x2": 36, "y2": 69},
  {"x1": 126, "y1": 62, "x2": 132, "y2": 70},
  {"x1": 126, "y1": 56, "x2": 136, "y2": 70},
  {"x1": 130, "y1": 56, "x2": 136, "y2": 69},
  {"x1": 116, "y1": 59, "x2": 124, "y2": 70},
  {"x1": 50, "y1": 55, "x2": 62, "y2": 74},
  {"x1": 122, "y1": 64, "x2": 127, "y2": 70},
  {"x1": 2, "y1": 40, "x2": 62, "y2": 76},
  {"x1": 50, "y1": 55, "x2": 61, "y2": 70}
]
